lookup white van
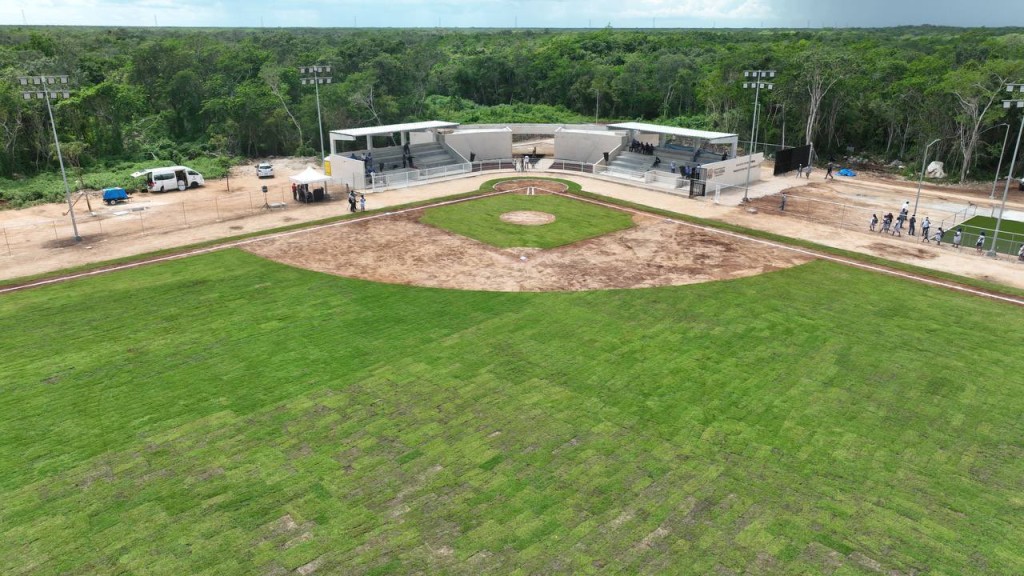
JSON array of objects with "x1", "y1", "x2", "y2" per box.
[{"x1": 131, "y1": 166, "x2": 205, "y2": 192}]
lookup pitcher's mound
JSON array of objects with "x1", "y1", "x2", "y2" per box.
[{"x1": 500, "y1": 211, "x2": 556, "y2": 225}]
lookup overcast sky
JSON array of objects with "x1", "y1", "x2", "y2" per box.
[{"x1": 3, "y1": 0, "x2": 1021, "y2": 29}]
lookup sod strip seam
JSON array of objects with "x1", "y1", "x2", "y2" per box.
[
  {"x1": 551, "y1": 190, "x2": 1024, "y2": 308},
  {"x1": 0, "y1": 190, "x2": 508, "y2": 296}
]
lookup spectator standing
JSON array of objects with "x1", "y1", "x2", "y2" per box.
[
  {"x1": 360, "y1": 194, "x2": 366, "y2": 212},
  {"x1": 523, "y1": 154, "x2": 530, "y2": 171},
  {"x1": 975, "y1": 231, "x2": 986, "y2": 253},
  {"x1": 920, "y1": 217, "x2": 931, "y2": 242},
  {"x1": 953, "y1": 228, "x2": 963, "y2": 249},
  {"x1": 869, "y1": 214, "x2": 878, "y2": 231},
  {"x1": 909, "y1": 214, "x2": 916, "y2": 236},
  {"x1": 779, "y1": 192, "x2": 787, "y2": 211},
  {"x1": 934, "y1": 226, "x2": 945, "y2": 246}
]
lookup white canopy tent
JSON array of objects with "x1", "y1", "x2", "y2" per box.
[
  {"x1": 289, "y1": 165, "x2": 330, "y2": 185},
  {"x1": 288, "y1": 165, "x2": 331, "y2": 203}
]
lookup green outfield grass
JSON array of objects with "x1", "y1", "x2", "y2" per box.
[
  {"x1": 943, "y1": 215, "x2": 1024, "y2": 255},
  {"x1": 2, "y1": 250, "x2": 1024, "y2": 575},
  {"x1": 420, "y1": 192, "x2": 635, "y2": 248}
]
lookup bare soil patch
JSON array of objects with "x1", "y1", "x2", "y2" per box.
[
  {"x1": 243, "y1": 209, "x2": 814, "y2": 292},
  {"x1": 494, "y1": 179, "x2": 567, "y2": 193},
  {"x1": 863, "y1": 242, "x2": 938, "y2": 260},
  {"x1": 499, "y1": 211, "x2": 556, "y2": 225}
]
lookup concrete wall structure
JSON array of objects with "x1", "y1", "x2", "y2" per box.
[
  {"x1": 554, "y1": 129, "x2": 624, "y2": 164},
  {"x1": 445, "y1": 128, "x2": 512, "y2": 161},
  {"x1": 325, "y1": 155, "x2": 366, "y2": 189},
  {"x1": 702, "y1": 153, "x2": 764, "y2": 188}
]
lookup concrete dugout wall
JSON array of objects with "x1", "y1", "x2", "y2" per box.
[
  {"x1": 555, "y1": 130, "x2": 624, "y2": 164},
  {"x1": 446, "y1": 128, "x2": 513, "y2": 161}
]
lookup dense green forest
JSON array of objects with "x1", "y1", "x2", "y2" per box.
[{"x1": 1, "y1": 25, "x2": 1024, "y2": 204}]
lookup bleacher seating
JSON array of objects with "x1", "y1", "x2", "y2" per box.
[
  {"x1": 610, "y1": 145, "x2": 727, "y2": 177},
  {"x1": 351, "y1": 142, "x2": 462, "y2": 175}
]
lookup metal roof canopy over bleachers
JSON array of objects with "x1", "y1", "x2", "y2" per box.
[
  {"x1": 330, "y1": 120, "x2": 459, "y2": 141},
  {"x1": 607, "y1": 122, "x2": 738, "y2": 155}
]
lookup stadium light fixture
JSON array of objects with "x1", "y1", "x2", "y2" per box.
[
  {"x1": 989, "y1": 83, "x2": 1024, "y2": 257},
  {"x1": 18, "y1": 75, "x2": 80, "y2": 242},
  {"x1": 299, "y1": 65, "x2": 332, "y2": 167},
  {"x1": 741, "y1": 69, "x2": 775, "y2": 203}
]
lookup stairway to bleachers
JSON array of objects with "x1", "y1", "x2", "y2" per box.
[
  {"x1": 611, "y1": 145, "x2": 727, "y2": 177},
  {"x1": 352, "y1": 142, "x2": 463, "y2": 175}
]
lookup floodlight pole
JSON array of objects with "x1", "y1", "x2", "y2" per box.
[
  {"x1": 741, "y1": 69, "x2": 775, "y2": 203},
  {"x1": 987, "y1": 122, "x2": 1010, "y2": 200},
  {"x1": 19, "y1": 75, "x2": 80, "y2": 241},
  {"x1": 913, "y1": 138, "x2": 942, "y2": 221},
  {"x1": 989, "y1": 84, "x2": 1024, "y2": 258},
  {"x1": 299, "y1": 65, "x2": 332, "y2": 167}
]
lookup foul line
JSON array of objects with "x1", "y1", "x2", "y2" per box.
[
  {"x1": 0, "y1": 190, "x2": 507, "y2": 296},
  {"x1": 551, "y1": 190, "x2": 1024, "y2": 307}
]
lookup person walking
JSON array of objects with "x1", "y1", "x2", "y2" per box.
[
  {"x1": 975, "y1": 231, "x2": 986, "y2": 253},
  {"x1": 934, "y1": 226, "x2": 945, "y2": 246},
  {"x1": 869, "y1": 213, "x2": 878, "y2": 231},
  {"x1": 893, "y1": 212, "x2": 906, "y2": 236},
  {"x1": 825, "y1": 161, "x2": 835, "y2": 179},
  {"x1": 779, "y1": 192, "x2": 787, "y2": 211},
  {"x1": 920, "y1": 217, "x2": 931, "y2": 242},
  {"x1": 909, "y1": 214, "x2": 916, "y2": 236},
  {"x1": 523, "y1": 154, "x2": 530, "y2": 171},
  {"x1": 953, "y1": 228, "x2": 963, "y2": 249}
]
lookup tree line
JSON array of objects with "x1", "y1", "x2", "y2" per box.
[{"x1": 1, "y1": 25, "x2": 1023, "y2": 196}]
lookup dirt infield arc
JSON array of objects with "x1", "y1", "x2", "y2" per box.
[{"x1": 241, "y1": 180, "x2": 815, "y2": 292}]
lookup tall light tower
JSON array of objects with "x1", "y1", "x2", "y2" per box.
[
  {"x1": 741, "y1": 69, "x2": 775, "y2": 203},
  {"x1": 986, "y1": 123, "x2": 1010, "y2": 200},
  {"x1": 989, "y1": 83, "x2": 1024, "y2": 258},
  {"x1": 912, "y1": 138, "x2": 942, "y2": 220},
  {"x1": 299, "y1": 65, "x2": 332, "y2": 167},
  {"x1": 19, "y1": 75, "x2": 81, "y2": 241}
]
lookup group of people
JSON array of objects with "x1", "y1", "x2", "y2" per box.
[
  {"x1": 870, "y1": 201, "x2": 916, "y2": 237},
  {"x1": 347, "y1": 189, "x2": 365, "y2": 212},
  {"x1": 629, "y1": 140, "x2": 656, "y2": 154},
  {"x1": 514, "y1": 155, "x2": 531, "y2": 172},
  {"x1": 349, "y1": 144, "x2": 416, "y2": 176},
  {"x1": 868, "y1": 201, "x2": 1024, "y2": 259}
]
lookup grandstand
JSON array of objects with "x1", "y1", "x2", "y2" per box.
[{"x1": 326, "y1": 119, "x2": 757, "y2": 196}]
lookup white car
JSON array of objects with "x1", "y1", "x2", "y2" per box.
[{"x1": 256, "y1": 162, "x2": 274, "y2": 178}]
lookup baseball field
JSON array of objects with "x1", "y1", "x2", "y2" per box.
[{"x1": 2, "y1": 185, "x2": 1024, "y2": 575}]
